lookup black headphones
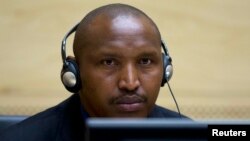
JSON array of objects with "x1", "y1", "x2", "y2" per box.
[{"x1": 61, "y1": 23, "x2": 173, "y2": 93}]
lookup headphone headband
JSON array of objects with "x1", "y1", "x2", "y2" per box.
[{"x1": 61, "y1": 23, "x2": 79, "y2": 66}]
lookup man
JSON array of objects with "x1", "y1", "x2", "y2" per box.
[{"x1": 0, "y1": 3, "x2": 188, "y2": 141}]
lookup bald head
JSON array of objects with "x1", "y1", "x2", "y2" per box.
[{"x1": 73, "y1": 3, "x2": 161, "y2": 59}]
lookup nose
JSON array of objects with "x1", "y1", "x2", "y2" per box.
[{"x1": 118, "y1": 63, "x2": 140, "y2": 91}]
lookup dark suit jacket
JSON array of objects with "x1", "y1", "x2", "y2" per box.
[{"x1": 0, "y1": 94, "x2": 187, "y2": 141}]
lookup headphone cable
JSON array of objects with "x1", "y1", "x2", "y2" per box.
[{"x1": 166, "y1": 81, "x2": 182, "y2": 118}]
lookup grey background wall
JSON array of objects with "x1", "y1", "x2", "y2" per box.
[{"x1": 1, "y1": 0, "x2": 250, "y2": 119}]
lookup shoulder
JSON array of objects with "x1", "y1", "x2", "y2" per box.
[
  {"x1": 148, "y1": 105, "x2": 191, "y2": 119},
  {"x1": 0, "y1": 94, "x2": 80, "y2": 141}
]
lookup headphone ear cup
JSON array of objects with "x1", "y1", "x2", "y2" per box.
[
  {"x1": 61, "y1": 57, "x2": 81, "y2": 93},
  {"x1": 161, "y1": 53, "x2": 173, "y2": 86}
]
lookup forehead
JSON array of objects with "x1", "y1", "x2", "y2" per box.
[
  {"x1": 95, "y1": 39, "x2": 161, "y2": 56},
  {"x1": 75, "y1": 13, "x2": 161, "y2": 58},
  {"x1": 80, "y1": 36, "x2": 162, "y2": 63},
  {"x1": 96, "y1": 15, "x2": 158, "y2": 43},
  {"x1": 111, "y1": 15, "x2": 145, "y2": 34}
]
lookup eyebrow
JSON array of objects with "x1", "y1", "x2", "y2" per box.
[
  {"x1": 94, "y1": 50, "x2": 124, "y2": 58},
  {"x1": 91, "y1": 43, "x2": 161, "y2": 58},
  {"x1": 94, "y1": 50, "x2": 160, "y2": 61},
  {"x1": 137, "y1": 51, "x2": 159, "y2": 57}
]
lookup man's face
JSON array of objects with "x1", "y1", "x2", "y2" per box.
[{"x1": 77, "y1": 15, "x2": 163, "y2": 117}]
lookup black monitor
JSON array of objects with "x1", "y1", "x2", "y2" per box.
[
  {"x1": 85, "y1": 118, "x2": 250, "y2": 141},
  {"x1": 85, "y1": 118, "x2": 207, "y2": 141},
  {"x1": 0, "y1": 115, "x2": 27, "y2": 132}
]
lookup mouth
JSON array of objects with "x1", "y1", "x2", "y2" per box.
[{"x1": 113, "y1": 95, "x2": 146, "y2": 112}]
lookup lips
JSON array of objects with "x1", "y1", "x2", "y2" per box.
[
  {"x1": 113, "y1": 95, "x2": 146, "y2": 112},
  {"x1": 114, "y1": 95, "x2": 145, "y2": 104}
]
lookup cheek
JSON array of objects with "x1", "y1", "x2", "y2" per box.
[
  {"x1": 82, "y1": 68, "x2": 117, "y2": 93},
  {"x1": 79, "y1": 67, "x2": 118, "y2": 114},
  {"x1": 141, "y1": 68, "x2": 163, "y2": 102},
  {"x1": 81, "y1": 69, "x2": 114, "y2": 98}
]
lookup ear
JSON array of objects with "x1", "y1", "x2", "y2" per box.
[{"x1": 66, "y1": 56, "x2": 76, "y2": 61}]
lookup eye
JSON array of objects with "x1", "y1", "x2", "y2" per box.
[
  {"x1": 140, "y1": 58, "x2": 151, "y2": 65},
  {"x1": 102, "y1": 59, "x2": 116, "y2": 66}
]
